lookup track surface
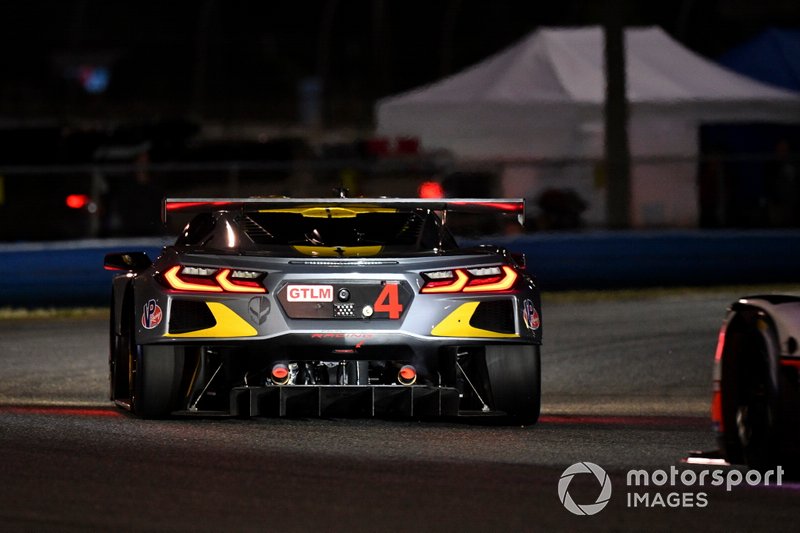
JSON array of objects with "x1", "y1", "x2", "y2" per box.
[{"x1": 1, "y1": 291, "x2": 799, "y2": 531}]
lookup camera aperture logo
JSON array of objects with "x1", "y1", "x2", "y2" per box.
[
  {"x1": 558, "y1": 462, "x2": 785, "y2": 514},
  {"x1": 558, "y1": 462, "x2": 612, "y2": 516}
]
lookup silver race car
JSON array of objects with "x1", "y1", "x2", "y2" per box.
[{"x1": 105, "y1": 197, "x2": 542, "y2": 423}]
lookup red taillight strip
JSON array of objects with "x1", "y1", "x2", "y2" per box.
[
  {"x1": 421, "y1": 266, "x2": 518, "y2": 294},
  {"x1": 163, "y1": 265, "x2": 223, "y2": 292},
  {"x1": 420, "y1": 269, "x2": 470, "y2": 293},
  {"x1": 215, "y1": 269, "x2": 266, "y2": 293},
  {"x1": 166, "y1": 201, "x2": 234, "y2": 212},
  {"x1": 463, "y1": 265, "x2": 517, "y2": 292}
]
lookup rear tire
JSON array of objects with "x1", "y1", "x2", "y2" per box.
[
  {"x1": 109, "y1": 294, "x2": 133, "y2": 403},
  {"x1": 720, "y1": 321, "x2": 780, "y2": 469},
  {"x1": 131, "y1": 345, "x2": 186, "y2": 419},
  {"x1": 484, "y1": 344, "x2": 541, "y2": 425}
]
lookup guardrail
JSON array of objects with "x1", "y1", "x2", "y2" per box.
[{"x1": 1, "y1": 231, "x2": 799, "y2": 307}]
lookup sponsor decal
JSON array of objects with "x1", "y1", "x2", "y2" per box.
[
  {"x1": 141, "y1": 299, "x2": 163, "y2": 329},
  {"x1": 522, "y1": 299, "x2": 540, "y2": 330},
  {"x1": 310, "y1": 332, "x2": 373, "y2": 348},
  {"x1": 248, "y1": 296, "x2": 271, "y2": 325},
  {"x1": 310, "y1": 333, "x2": 374, "y2": 340},
  {"x1": 287, "y1": 284, "x2": 333, "y2": 302}
]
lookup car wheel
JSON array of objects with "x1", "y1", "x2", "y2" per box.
[
  {"x1": 484, "y1": 344, "x2": 541, "y2": 425},
  {"x1": 109, "y1": 296, "x2": 132, "y2": 403},
  {"x1": 130, "y1": 344, "x2": 186, "y2": 419},
  {"x1": 720, "y1": 320, "x2": 780, "y2": 468}
]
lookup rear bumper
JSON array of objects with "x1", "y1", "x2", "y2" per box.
[{"x1": 218, "y1": 385, "x2": 462, "y2": 418}]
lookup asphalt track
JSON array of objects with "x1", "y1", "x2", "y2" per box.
[{"x1": 1, "y1": 290, "x2": 799, "y2": 531}]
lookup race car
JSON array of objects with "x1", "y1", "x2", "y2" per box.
[
  {"x1": 104, "y1": 197, "x2": 542, "y2": 423},
  {"x1": 711, "y1": 295, "x2": 800, "y2": 468}
]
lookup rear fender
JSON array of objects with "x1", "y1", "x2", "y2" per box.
[
  {"x1": 111, "y1": 276, "x2": 134, "y2": 337},
  {"x1": 724, "y1": 302, "x2": 781, "y2": 402}
]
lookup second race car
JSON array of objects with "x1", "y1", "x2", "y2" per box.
[{"x1": 711, "y1": 295, "x2": 800, "y2": 468}]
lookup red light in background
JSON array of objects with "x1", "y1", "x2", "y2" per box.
[
  {"x1": 418, "y1": 181, "x2": 444, "y2": 199},
  {"x1": 66, "y1": 194, "x2": 90, "y2": 209}
]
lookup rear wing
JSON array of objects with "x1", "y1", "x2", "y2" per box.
[{"x1": 163, "y1": 197, "x2": 526, "y2": 225}]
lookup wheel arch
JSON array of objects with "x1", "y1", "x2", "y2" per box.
[
  {"x1": 111, "y1": 275, "x2": 135, "y2": 337},
  {"x1": 720, "y1": 303, "x2": 781, "y2": 403},
  {"x1": 714, "y1": 302, "x2": 782, "y2": 463}
]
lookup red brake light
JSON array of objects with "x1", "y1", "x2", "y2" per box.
[
  {"x1": 162, "y1": 266, "x2": 267, "y2": 294},
  {"x1": 164, "y1": 266, "x2": 223, "y2": 292},
  {"x1": 420, "y1": 270, "x2": 469, "y2": 293},
  {"x1": 463, "y1": 266, "x2": 517, "y2": 292},
  {"x1": 421, "y1": 265, "x2": 517, "y2": 294},
  {"x1": 215, "y1": 269, "x2": 266, "y2": 293}
]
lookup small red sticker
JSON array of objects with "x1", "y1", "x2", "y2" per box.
[{"x1": 142, "y1": 299, "x2": 163, "y2": 329}]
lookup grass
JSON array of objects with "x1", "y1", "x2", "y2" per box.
[{"x1": 0, "y1": 307, "x2": 109, "y2": 320}]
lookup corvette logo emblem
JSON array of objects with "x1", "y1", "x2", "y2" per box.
[
  {"x1": 141, "y1": 299, "x2": 162, "y2": 329},
  {"x1": 249, "y1": 296, "x2": 271, "y2": 325}
]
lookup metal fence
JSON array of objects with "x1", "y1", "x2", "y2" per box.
[
  {"x1": 0, "y1": 152, "x2": 798, "y2": 241},
  {"x1": 0, "y1": 157, "x2": 450, "y2": 240}
]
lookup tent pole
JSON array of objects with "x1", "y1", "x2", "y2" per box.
[{"x1": 604, "y1": 8, "x2": 632, "y2": 229}]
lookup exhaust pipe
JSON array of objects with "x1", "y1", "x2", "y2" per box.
[
  {"x1": 271, "y1": 363, "x2": 290, "y2": 385},
  {"x1": 397, "y1": 365, "x2": 417, "y2": 386}
]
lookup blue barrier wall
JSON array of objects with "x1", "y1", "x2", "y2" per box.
[
  {"x1": 1, "y1": 231, "x2": 800, "y2": 307},
  {"x1": 0, "y1": 239, "x2": 165, "y2": 307},
  {"x1": 491, "y1": 230, "x2": 800, "y2": 290}
]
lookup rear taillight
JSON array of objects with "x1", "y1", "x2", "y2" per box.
[
  {"x1": 420, "y1": 265, "x2": 517, "y2": 294},
  {"x1": 162, "y1": 265, "x2": 266, "y2": 294}
]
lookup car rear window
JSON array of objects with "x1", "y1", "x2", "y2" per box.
[{"x1": 237, "y1": 210, "x2": 455, "y2": 251}]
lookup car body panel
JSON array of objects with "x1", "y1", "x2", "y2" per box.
[{"x1": 107, "y1": 197, "x2": 542, "y2": 419}]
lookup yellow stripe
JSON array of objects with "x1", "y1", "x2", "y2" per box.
[
  {"x1": 166, "y1": 302, "x2": 257, "y2": 338},
  {"x1": 431, "y1": 302, "x2": 518, "y2": 338},
  {"x1": 258, "y1": 207, "x2": 396, "y2": 218},
  {"x1": 292, "y1": 245, "x2": 383, "y2": 257}
]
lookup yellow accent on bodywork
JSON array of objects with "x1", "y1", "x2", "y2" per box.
[
  {"x1": 431, "y1": 302, "x2": 518, "y2": 338},
  {"x1": 166, "y1": 302, "x2": 257, "y2": 338},
  {"x1": 259, "y1": 207, "x2": 396, "y2": 218},
  {"x1": 291, "y1": 245, "x2": 383, "y2": 257}
]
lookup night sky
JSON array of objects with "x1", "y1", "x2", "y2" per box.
[{"x1": 1, "y1": 0, "x2": 799, "y2": 125}]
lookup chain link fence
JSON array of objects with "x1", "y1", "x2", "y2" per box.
[{"x1": 0, "y1": 151, "x2": 798, "y2": 241}]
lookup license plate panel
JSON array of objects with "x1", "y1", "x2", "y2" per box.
[{"x1": 277, "y1": 281, "x2": 412, "y2": 320}]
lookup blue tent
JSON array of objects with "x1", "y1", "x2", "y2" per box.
[
  {"x1": 702, "y1": 30, "x2": 800, "y2": 227},
  {"x1": 718, "y1": 28, "x2": 800, "y2": 92}
]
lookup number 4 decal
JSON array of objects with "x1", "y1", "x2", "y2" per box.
[{"x1": 374, "y1": 282, "x2": 403, "y2": 319}]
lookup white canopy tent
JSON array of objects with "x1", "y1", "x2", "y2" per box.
[{"x1": 376, "y1": 26, "x2": 800, "y2": 227}]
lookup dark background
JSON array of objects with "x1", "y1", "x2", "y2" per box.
[
  {"x1": 0, "y1": 1, "x2": 799, "y2": 240},
  {"x1": 2, "y1": 0, "x2": 799, "y2": 125}
]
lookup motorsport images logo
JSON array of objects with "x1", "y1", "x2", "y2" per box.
[
  {"x1": 558, "y1": 462, "x2": 612, "y2": 516},
  {"x1": 558, "y1": 462, "x2": 785, "y2": 514}
]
